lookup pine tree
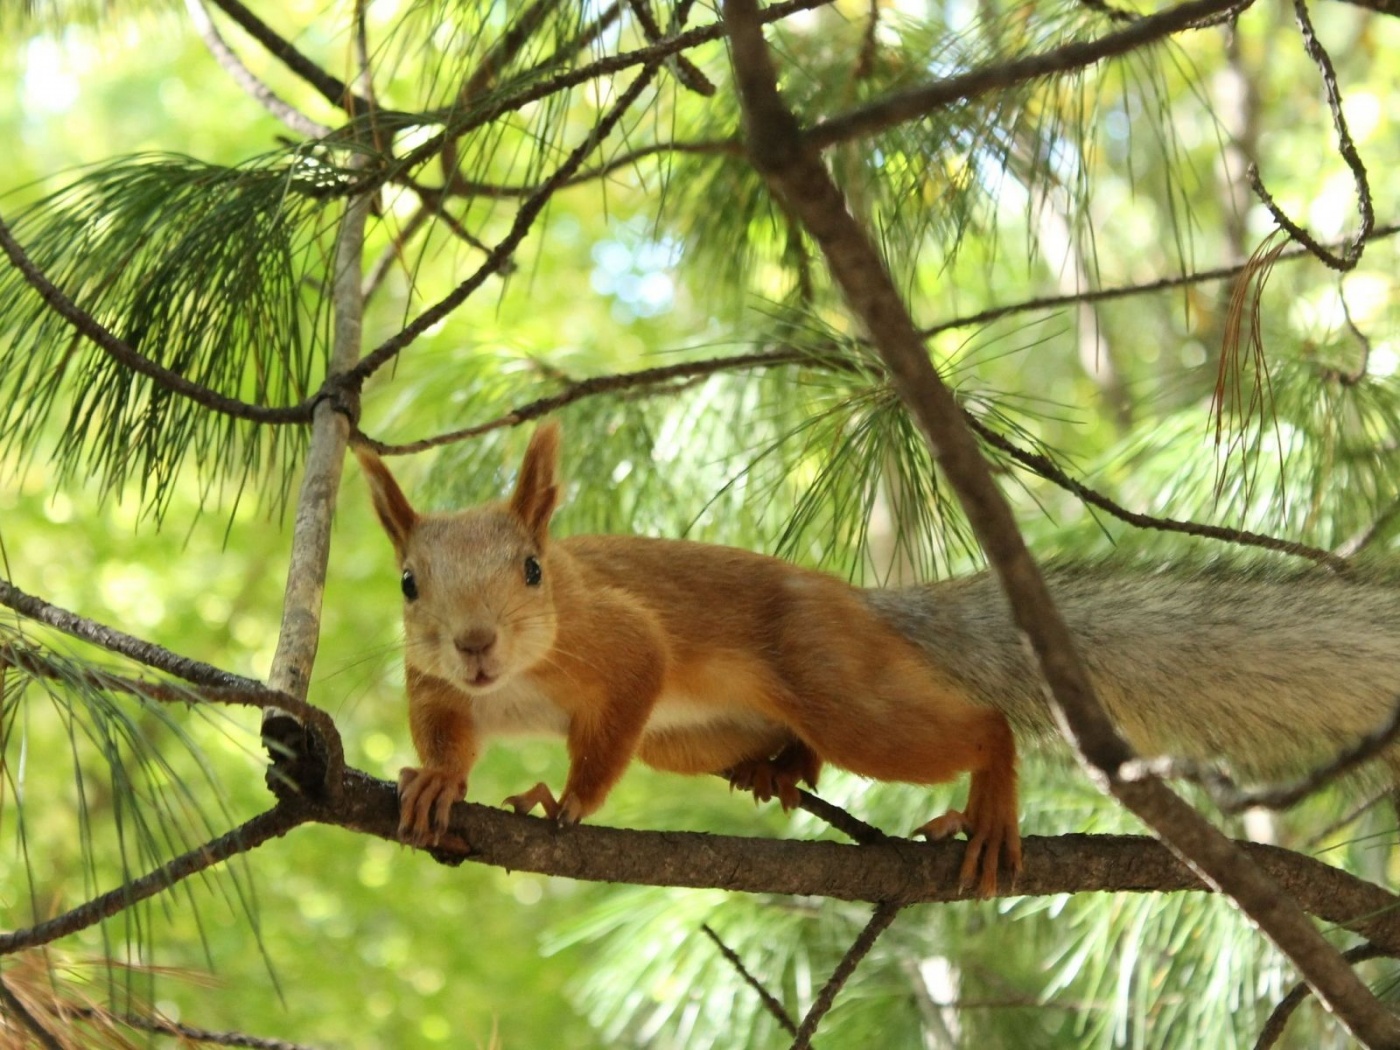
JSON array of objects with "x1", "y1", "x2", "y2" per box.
[{"x1": 1, "y1": 1, "x2": 1398, "y2": 1047}]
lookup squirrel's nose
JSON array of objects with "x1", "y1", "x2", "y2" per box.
[{"x1": 455, "y1": 627, "x2": 498, "y2": 657}]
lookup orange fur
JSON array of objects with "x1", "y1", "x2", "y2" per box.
[{"x1": 356, "y1": 423, "x2": 1021, "y2": 895}]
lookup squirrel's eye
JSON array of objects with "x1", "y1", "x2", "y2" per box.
[
  {"x1": 401, "y1": 569, "x2": 418, "y2": 601},
  {"x1": 523, "y1": 555, "x2": 542, "y2": 587}
]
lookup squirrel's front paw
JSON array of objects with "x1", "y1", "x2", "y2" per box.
[{"x1": 397, "y1": 766, "x2": 466, "y2": 846}]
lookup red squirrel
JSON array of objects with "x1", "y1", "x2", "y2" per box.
[{"x1": 355, "y1": 422, "x2": 1020, "y2": 894}]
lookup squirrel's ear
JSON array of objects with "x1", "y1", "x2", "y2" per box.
[
  {"x1": 354, "y1": 446, "x2": 419, "y2": 556},
  {"x1": 509, "y1": 421, "x2": 561, "y2": 546}
]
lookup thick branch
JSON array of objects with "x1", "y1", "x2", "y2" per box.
[
  {"x1": 265, "y1": 192, "x2": 370, "y2": 705},
  {"x1": 314, "y1": 770, "x2": 1400, "y2": 953},
  {"x1": 721, "y1": 2, "x2": 1400, "y2": 1044}
]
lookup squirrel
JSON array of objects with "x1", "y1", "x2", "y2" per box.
[{"x1": 355, "y1": 421, "x2": 1400, "y2": 896}]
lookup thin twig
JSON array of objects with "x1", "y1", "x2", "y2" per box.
[
  {"x1": 362, "y1": 203, "x2": 432, "y2": 302},
  {"x1": 625, "y1": 0, "x2": 715, "y2": 94},
  {"x1": 793, "y1": 789, "x2": 889, "y2": 845},
  {"x1": 430, "y1": 139, "x2": 743, "y2": 200},
  {"x1": 1246, "y1": 0, "x2": 1372, "y2": 271},
  {"x1": 110, "y1": 1011, "x2": 324, "y2": 1050},
  {"x1": 806, "y1": 0, "x2": 1250, "y2": 151},
  {"x1": 0, "y1": 215, "x2": 309, "y2": 426},
  {"x1": 917, "y1": 221, "x2": 1400, "y2": 341},
  {"x1": 203, "y1": 0, "x2": 381, "y2": 116},
  {"x1": 0, "y1": 640, "x2": 345, "y2": 790},
  {"x1": 1303, "y1": 789, "x2": 1389, "y2": 850},
  {"x1": 0, "y1": 577, "x2": 265, "y2": 690},
  {"x1": 963, "y1": 412, "x2": 1347, "y2": 570},
  {"x1": 358, "y1": 348, "x2": 812, "y2": 454},
  {"x1": 0, "y1": 805, "x2": 305, "y2": 956},
  {"x1": 185, "y1": 0, "x2": 331, "y2": 138},
  {"x1": 387, "y1": 0, "x2": 833, "y2": 184},
  {"x1": 439, "y1": 0, "x2": 564, "y2": 194},
  {"x1": 350, "y1": 58, "x2": 665, "y2": 384},
  {"x1": 790, "y1": 902, "x2": 904, "y2": 1049},
  {"x1": 1254, "y1": 944, "x2": 1394, "y2": 1050},
  {"x1": 1335, "y1": 493, "x2": 1400, "y2": 559},
  {"x1": 1335, "y1": 285, "x2": 1373, "y2": 385},
  {"x1": 1120, "y1": 692, "x2": 1400, "y2": 814},
  {"x1": 700, "y1": 924, "x2": 798, "y2": 1036}
]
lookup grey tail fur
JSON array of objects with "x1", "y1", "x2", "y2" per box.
[{"x1": 863, "y1": 564, "x2": 1400, "y2": 782}]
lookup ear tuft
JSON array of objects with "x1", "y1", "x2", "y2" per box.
[
  {"x1": 354, "y1": 446, "x2": 419, "y2": 556},
  {"x1": 508, "y1": 422, "x2": 562, "y2": 545}
]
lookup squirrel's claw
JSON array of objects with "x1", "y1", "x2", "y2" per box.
[
  {"x1": 916, "y1": 805, "x2": 1022, "y2": 898},
  {"x1": 397, "y1": 765, "x2": 466, "y2": 846},
  {"x1": 725, "y1": 742, "x2": 821, "y2": 811},
  {"x1": 504, "y1": 781, "x2": 563, "y2": 819},
  {"x1": 505, "y1": 782, "x2": 585, "y2": 825}
]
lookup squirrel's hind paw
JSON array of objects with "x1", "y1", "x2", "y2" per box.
[
  {"x1": 915, "y1": 808, "x2": 1022, "y2": 898},
  {"x1": 725, "y1": 742, "x2": 821, "y2": 811}
]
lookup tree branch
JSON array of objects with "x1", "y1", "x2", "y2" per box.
[
  {"x1": 185, "y1": 0, "x2": 331, "y2": 139},
  {"x1": 312, "y1": 770, "x2": 1400, "y2": 953},
  {"x1": 386, "y1": 0, "x2": 833, "y2": 184},
  {"x1": 917, "y1": 221, "x2": 1400, "y2": 340},
  {"x1": 720, "y1": 1, "x2": 1400, "y2": 1044},
  {"x1": 963, "y1": 412, "x2": 1348, "y2": 569},
  {"x1": 202, "y1": 0, "x2": 378, "y2": 116},
  {"x1": 1255, "y1": 944, "x2": 1395, "y2": 1050},
  {"x1": 0, "y1": 577, "x2": 265, "y2": 690},
  {"x1": 357, "y1": 348, "x2": 813, "y2": 454},
  {"x1": 349, "y1": 59, "x2": 665, "y2": 383},
  {"x1": 791, "y1": 901, "x2": 903, "y2": 1049},
  {"x1": 0, "y1": 804, "x2": 306, "y2": 956},
  {"x1": 0, "y1": 215, "x2": 310, "y2": 426},
  {"x1": 0, "y1": 639, "x2": 345, "y2": 792},
  {"x1": 806, "y1": 0, "x2": 1249, "y2": 151},
  {"x1": 0, "y1": 974, "x2": 65, "y2": 1050},
  {"x1": 700, "y1": 924, "x2": 798, "y2": 1035},
  {"x1": 1121, "y1": 690, "x2": 1400, "y2": 814},
  {"x1": 1246, "y1": 0, "x2": 1372, "y2": 271},
  {"x1": 108, "y1": 1010, "x2": 325, "y2": 1050}
]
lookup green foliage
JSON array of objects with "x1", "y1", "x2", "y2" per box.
[
  {"x1": 0, "y1": 153, "x2": 341, "y2": 518},
  {"x1": 2, "y1": 0, "x2": 1399, "y2": 1047}
]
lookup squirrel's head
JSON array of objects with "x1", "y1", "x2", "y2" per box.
[{"x1": 355, "y1": 423, "x2": 562, "y2": 695}]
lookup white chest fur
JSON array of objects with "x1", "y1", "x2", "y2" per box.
[
  {"x1": 468, "y1": 678, "x2": 771, "y2": 740},
  {"x1": 470, "y1": 679, "x2": 570, "y2": 737}
]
